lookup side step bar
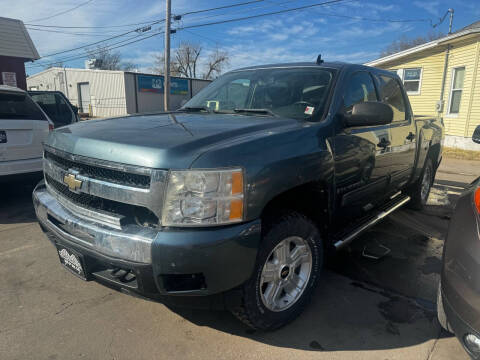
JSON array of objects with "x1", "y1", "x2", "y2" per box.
[{"x1": 333, "y1": 195, "x2": 411, "y2": 250}]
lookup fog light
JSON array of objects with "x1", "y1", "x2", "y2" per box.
[{"x1": 465, "y1": 334, "x2": 480, "y2": 354}]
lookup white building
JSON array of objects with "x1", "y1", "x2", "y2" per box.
[{"x1": 27, "y1": 68, "x2": 211, "y2": 118}]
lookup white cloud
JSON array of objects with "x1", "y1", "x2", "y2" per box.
[{"x1": 413, "y1": 1, "x2": 441, "y2": 17}]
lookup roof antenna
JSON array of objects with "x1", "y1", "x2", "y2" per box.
[{"x1": 316, "y1": 54, "x2": 324, "y2": 65}]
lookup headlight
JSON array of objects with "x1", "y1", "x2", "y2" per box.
[{"x1": 162, "y1": 169, "x2": 244, "y2": 226}]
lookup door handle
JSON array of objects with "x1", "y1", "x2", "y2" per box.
[
  {"x1": 406, "y1": 132, "x2": 415, "y2": 141},
  {"x1": 377, "y1": 138, "x2": 391, "y2": 148}
]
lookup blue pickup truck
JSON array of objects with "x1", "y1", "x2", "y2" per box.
[{"x1": 33, "y1": 60, "x2": 444, "y2": 330}]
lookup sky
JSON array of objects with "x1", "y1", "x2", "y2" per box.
[{"x1": 2, "y1": 0, "x2": 480, "y2": 77}]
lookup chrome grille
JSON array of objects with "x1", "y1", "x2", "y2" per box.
[
  {"x1": 44, "y1": 150, "x2": 150, "y2": 189},
  {"x1": 42, "y1": 146, "x2": 168, "y2": 226},
  {"x1": 45, "y1": 174, "x2": 159, "y2": 226}
]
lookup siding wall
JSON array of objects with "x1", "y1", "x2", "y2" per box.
[
  {"x1": 376, "y1": 36, "x2": 480, "y2": 140},
  {"x1": 27, "y1": 68, "x2": 127, "y2": 117},
  {"x1": 0, "y1": 55, "x2": 27, "y2": 89}
]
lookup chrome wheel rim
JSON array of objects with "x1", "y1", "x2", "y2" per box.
[
  {"x1": 421, "y1": 165, "x2": 432, "y2": 202},
  {"x1": 260, "y1": 236, "x2": 312, "y2": 312}
]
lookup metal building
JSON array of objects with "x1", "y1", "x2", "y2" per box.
[{"x1": 27, "y1": 68, "x2": 211, "y2": 117}]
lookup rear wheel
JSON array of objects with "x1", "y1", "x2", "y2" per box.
[
  {"x1": 408, "y1": 157, "x2": 434, "y2": 210},
  {"x1": 231, "y1": 212, "x2": 323, "y2": 330}
]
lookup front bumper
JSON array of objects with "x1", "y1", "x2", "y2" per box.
[{"x1": 33, "y1": 181, "x2": 261, "y2": 303}]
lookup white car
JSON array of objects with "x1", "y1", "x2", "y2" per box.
[{"x1": 0, "y1": 85, "x2": 53, "y2": 180}]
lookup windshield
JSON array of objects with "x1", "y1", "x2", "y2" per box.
[{"x1": 182, "y1": 67, "x2": 336, "y2": 120}]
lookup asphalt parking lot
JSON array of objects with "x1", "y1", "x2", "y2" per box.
[{"x1": 1, "y1": 158, "x2": 478, "y2": 360}]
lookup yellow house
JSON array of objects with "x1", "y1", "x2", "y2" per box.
[{"x1": 366, "y1": 21, "x2": 480, "y2": 154}]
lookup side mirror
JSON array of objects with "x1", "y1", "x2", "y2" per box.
[
  {"x1": 473, "y1": 125, "x2": 480, "y2": 144},
  {"x1": 71, "y1": 105, "x2": 79, "y2": 114},
  {"x1": 344, "y1": 102, "x2": 393, "y2": 127}
]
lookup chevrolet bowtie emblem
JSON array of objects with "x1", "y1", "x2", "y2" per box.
[{"x1": 63, "y1": 173, "x2": 82, "y2": 192}]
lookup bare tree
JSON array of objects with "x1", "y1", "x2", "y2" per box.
[
  {"x1": 380, "y1": 31, "x2": 445, "y2": 57},
  {"x1": 85, "y1": 45, "x2": 137, "y2": 71},
  {"x1": 173, "y1": 42, "x2": 202, "y2": 78},
  {"x1": 150, "y1": 42, "x2": 229, "y2": 79},
  {"x1": 203, "y1": 48, "x2": 229, "y2": 80}
]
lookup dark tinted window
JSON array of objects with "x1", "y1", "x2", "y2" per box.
[
  {"x1": 344, "y1": 72, "x2": 377, "y2": 113},
  {"x1": 378, "y1": 75, "x2": 407, "y2": 122},
  {"x1": 30, "y1": 92, "x2": 73, "y2": 127},
  {"x1": 0, "y1": 91, "x2": 47, "y2": 120}
]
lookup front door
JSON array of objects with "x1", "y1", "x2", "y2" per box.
[
  {"x1": 78, "y1": 82, "x2": 90, "y2": 113},
  {"x1": 375, "y1": 74, "x2": 416, "y2": 190},
  {"x1": 332, "y1": 71, "x2": 393, "y2": 217}
]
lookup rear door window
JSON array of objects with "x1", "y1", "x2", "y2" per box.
[
  {"x1": 377, "y1": 75, "x2": 407, "y2": 122},
  {"x1": 30, "y1": 92, "x2": 74, "y2": 127},
  {"x1": 0, "y1": 92, "x2": 47, "y2": 120}
]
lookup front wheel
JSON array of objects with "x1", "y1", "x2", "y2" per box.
[{"x1": 231, "y1": 212, "x2": 323, "y2": 330}]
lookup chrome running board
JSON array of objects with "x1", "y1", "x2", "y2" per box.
[{"x1": 333, "y1": 195, "x2": 411, "y2": 250}]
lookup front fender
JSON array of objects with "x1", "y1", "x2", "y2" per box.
[{"x1": 190, "y1": 126, "x2": 334, "y2": 221}]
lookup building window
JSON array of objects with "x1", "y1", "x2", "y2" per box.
[
  {"x1": 448, "y1": 67, "x2": 465, "y2": 115},
  {"x1": 402, "y1": 68, "x2": 422, "y2": 94}
]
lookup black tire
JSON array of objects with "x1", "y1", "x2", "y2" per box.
[
  {"x1": 231, "y1": 212, "x2": 323, "y2": 330},
  {"x1": 408, "y1": 157, "x2": 434, "y2": 210}
]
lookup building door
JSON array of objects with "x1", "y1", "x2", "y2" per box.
[{"x1": 78, "y1": 82, "x2": 90, "y2": 113}]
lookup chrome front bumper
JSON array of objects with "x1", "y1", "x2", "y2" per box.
[{"x1": 33, "y1": 181, "x2": 158, "y2": 263}]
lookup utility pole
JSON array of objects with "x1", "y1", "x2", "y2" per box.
[
  {"x1": 164, "y1": 0, "x2": 171, "y2": 111},
  {"x1": 448, "y1": 8, "x2": 454, "y2": 34}
]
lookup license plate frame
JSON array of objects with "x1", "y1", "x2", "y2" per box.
[{"x1": 56, "y1": 245, "x2": 87, "y2": 280}]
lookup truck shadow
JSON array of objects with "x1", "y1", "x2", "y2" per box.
[{"x1": 168, "y1": 180, "x2": 467, "y2": 352}]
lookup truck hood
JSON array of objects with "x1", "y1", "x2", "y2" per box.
[{"x1": 46, "y1": 112, "x2": 299, "y2": 169}]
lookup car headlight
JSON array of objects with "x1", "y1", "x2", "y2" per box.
[{"x1": 162, "y1": 169, "x2": 244, "y2": 226}]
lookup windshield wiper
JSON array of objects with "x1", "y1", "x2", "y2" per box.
[
  {"x1": 233, "y1": 108, "x2": 277, "y2": 116},
  {"x1": 179, "y1": 106, "x2": 211, "y2": 113}
]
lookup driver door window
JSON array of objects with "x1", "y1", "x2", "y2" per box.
[{"x1": 343, "y1": 72, "x2": 377, "y2": 114}]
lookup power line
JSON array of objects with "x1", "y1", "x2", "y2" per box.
[
  {"x1": 40, "y1": 21, "x2": 162, "y2": 58},
  {"x1": 181, "y1": 0, "x2": 265, "y2": 16},
  {"x1": 27, "y1": 30, "x2": 165, "y2": 69},
  {"x1": 176, "y1": 0, "x2": 354, "y2": 31},
  {"x1": 26, "y1": 27, "x2": 127, "y2": 36},
  {"x1": 27, "y1": 0, "x2": 94, "y2": 22},
  {"x1": 24, "y1": 20, "x2": 160, "y2": 29},
  {"x1": 27, "y1": 33, "x2": 151, "y2": 67}
]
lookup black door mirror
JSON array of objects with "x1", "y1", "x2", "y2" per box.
[
  {"x1": 473, "y1": 125, "x2": 480, "y2": 144},
  {"x1": 71, "y1": 105, "x2": 79, "y2": 114},
  {"x1": 344, "y1": 102, "x2": 393, "y2": 127}
]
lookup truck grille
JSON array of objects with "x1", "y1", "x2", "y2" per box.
[
  {"x1": 45, "y1": 174, "x2": 159, "y2": 226},
  {"x1": 44, "y1": 150, "x2": 151, "y2": 189}
]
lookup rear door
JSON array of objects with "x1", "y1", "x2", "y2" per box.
[
  {"x1": 375, "y1": 74, "x2": 416, "y2": 189},
  {"x1": 332, "y1": 70, "x2": 393, "y2": 215},
  {"x1": 0, "y1": 90, "x2": 49, "y2": 162}
]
